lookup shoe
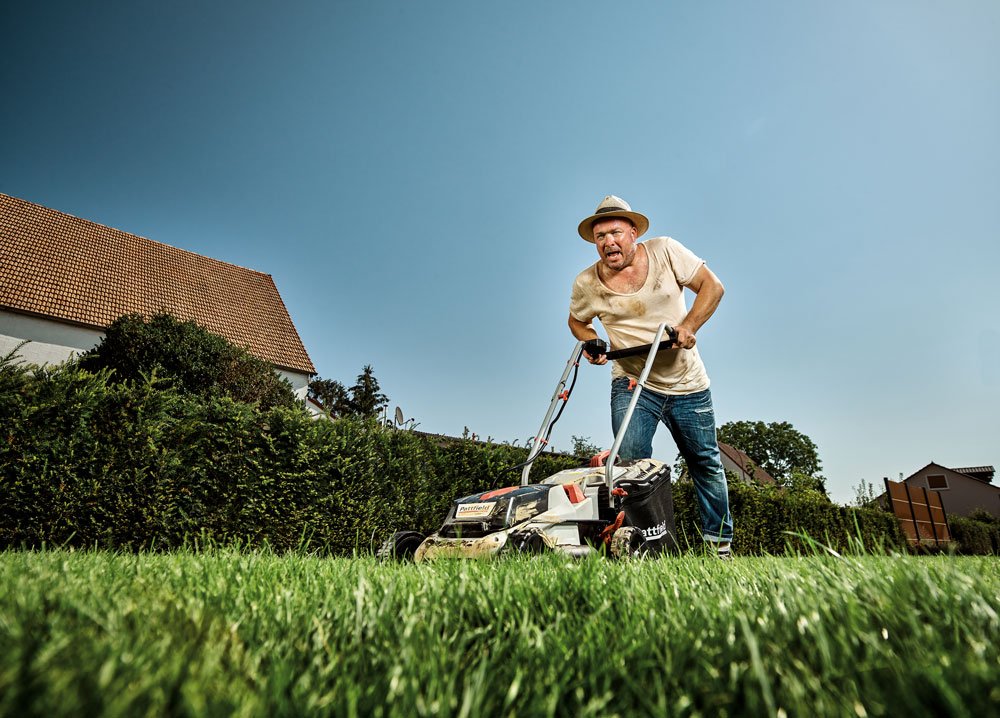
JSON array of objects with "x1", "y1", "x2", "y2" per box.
[{"x1": 715, "y1": 542, "x2": 732, "y2": 560}]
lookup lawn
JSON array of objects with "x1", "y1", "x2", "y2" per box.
[{"x1": 1, "y1": 549, "x2": 996, "y2": 717}]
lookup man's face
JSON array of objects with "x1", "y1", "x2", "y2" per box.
[{"x1": 592, "y1": 218, "x2": 638, "y2": 271}]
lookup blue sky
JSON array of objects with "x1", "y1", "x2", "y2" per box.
[{"x1": 3, "y1": 1, "x2": 998, "y2": 503}]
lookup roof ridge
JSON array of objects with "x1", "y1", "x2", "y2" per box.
[{"x1": 0, "y1": 192, "x2": 272, "y2": 278}]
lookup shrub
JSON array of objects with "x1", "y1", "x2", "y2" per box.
[
  {"x1": 78, "y1": 312, "x2": 297, "y2": 410},
  {"x1": 950, "y1": 516, "x2": 999, "y2": 555}
]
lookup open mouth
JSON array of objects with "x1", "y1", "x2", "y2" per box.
[{"x1": 604, "y1": 249, "x2": 622, "y2": 261}]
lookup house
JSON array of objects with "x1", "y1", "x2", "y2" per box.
[
  {"x1": 880, "y1": 463, "x2": 999, "y2": 520},
  {"x1": 718, "y1": 441, "x2": 777, "y2": 486},
  {"x1": 0, "y1": 192, "x2": 316, "y2": 403}
]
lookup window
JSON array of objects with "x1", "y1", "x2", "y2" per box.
[{"x1": 927, "y1": 474, "x2": 949, "y2": 490}]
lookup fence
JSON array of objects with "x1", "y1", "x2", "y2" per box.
[{"x1": 883, "y1": 478, "x2": 952, "y2": 547}]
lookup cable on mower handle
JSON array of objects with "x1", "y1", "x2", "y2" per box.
[{"x1": 582, "y1": 326, "x2": 679, "y2": 362}]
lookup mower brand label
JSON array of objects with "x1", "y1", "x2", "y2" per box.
[
  {"x1": 642, "y1": 521, "x2": 668, "y2": 540},
  {"x1": 456, "y1": 502, "x2": 497, "y2": 519}
]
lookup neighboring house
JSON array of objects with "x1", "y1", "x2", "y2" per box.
[
  {"x1": 0, "y1": 192, "x2": 316, "y2": 405},
  {"x1": 718, "y1": 441, "x2": 777, "y2": 486},
  {"x1": 877, "y1": 463, "x2": 999, "y2": 520}
]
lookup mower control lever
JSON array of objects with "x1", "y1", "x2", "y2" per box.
[{"x1": 584, "y1": 327, "x2": 679, "y2": 362}]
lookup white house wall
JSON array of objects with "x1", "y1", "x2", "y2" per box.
[
  {"x1": 276, "y1": 367, "x2": 310, "y2": 402},
  {"x1": 0, "y1": 310, "x2": 104, "y2": 366}
]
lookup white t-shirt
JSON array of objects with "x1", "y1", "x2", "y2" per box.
[{"x1": 569, "y1": 236, "x2": 710, "y2": 395}]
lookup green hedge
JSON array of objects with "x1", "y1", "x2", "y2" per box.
[
  {"x1": 672, "y1": 480, "x2": 907, "y2": 555},
  {"x1": 0, "y1": 359, "x2": 575, "y2": 553},
  {"x1": 0, "y1": 357, "x2": 955, "y2": 556}
]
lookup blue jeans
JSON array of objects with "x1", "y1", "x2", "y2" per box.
[{"x1": 611, "y1": 378, "x2": 733, "y2": 543}]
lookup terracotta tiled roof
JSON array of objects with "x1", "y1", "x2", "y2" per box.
[{"x1": 0, "y1": 193, "x2": 315, "y2": 374}]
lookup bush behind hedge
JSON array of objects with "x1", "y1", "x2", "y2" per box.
[{"x1": 77, "y1": 312, "x2": 298, "y2": 410}]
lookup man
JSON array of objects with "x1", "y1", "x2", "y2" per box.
[{"x1": 568, "y1": 195, "x2": 733, "y2": 558}]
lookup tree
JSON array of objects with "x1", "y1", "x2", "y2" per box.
[
  {"x1": 310, "y1": 365, "x2": 388, "y2": 419},
  {"x1": 348, "y1": 365, "x2": 388, "y2": 417},
  {"x1": 570, "y1": 435, "x2": 602, "y2": 462},
  {"x1": 717, "y1": 420, "x2": 826, "y2": 494},
  {"x1": 78, "y1": 313, "x2": 297, "y2": 409},
  {"x1": 308, "y1": 377, "x2": 352, "y2": 416}
]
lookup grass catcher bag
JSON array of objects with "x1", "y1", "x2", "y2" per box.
[{"x1": 617, "y1": 463, "x2": 678, "y2": 554}]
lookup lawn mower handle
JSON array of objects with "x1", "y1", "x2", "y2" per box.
[
  {"x1": 582, "y1": 325, "x2": 678, "y2": 361},
  {"x1": 520, "y1": 340, "x2": 586, "y2": 485},
  {"x1": 520, "y1": 323, "x2": 678, "y2": 487},
  {"x1": 603, "y1": 322, "x2": 674, "y2": 489}
]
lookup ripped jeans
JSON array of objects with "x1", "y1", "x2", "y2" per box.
[{"x1": 611, "y1": 378, "x2": 733, "y2": 543}]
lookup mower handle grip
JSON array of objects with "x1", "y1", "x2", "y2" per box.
[{"x1": 582, "y1": 326, "x2": 678, "y2": 361}]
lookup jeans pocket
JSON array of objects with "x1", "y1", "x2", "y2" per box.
[
  {"x1": 610, "y1": 376, "x2": 632, "y2": 399},
  {"x1": 695, "y1": 407, "x2": 715, "y2": 431},
  {"x1": 688, "y1": 393, "x2": 716, "y2": 431}
]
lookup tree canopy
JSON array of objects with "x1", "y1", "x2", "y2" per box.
[
  {"x1": 570, "y1": 435, "x2": 602, "y2": 462},
  {"x1": 717, "y1": 420, "x2": 826, "y2": 494},
  {"x1": 309, "y1": 365, "x2": 388, "y2": 419}
]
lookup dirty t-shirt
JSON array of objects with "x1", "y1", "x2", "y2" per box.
[{"x1": 569, "y1": 236, "x2": 710, "y2": 395}]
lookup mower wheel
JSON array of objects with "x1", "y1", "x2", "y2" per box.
[
  {"x1": 376, "y1": 531, "x2": 425, "y2": 561},
  {"x1": 509, "y1": 528, "x2": 547, "y2": 554},
  {"x1": 610, "y1": 526, "x2": 645, "y2": 559}
]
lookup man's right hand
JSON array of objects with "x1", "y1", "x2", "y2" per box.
[{"x1": 569, "y1": 315, "x2": 609, "y2": 364}]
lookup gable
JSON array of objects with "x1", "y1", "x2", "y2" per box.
[
  {"x1": 1, "y1": 193, "x2": 314, "y2": 374},
  {"x1": 904, "y1": 462, "x2": 991, "y2": 489}
]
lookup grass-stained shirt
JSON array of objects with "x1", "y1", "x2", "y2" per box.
[{"x1": 569, "y1": 236, "x2": 710, "y2": 395}]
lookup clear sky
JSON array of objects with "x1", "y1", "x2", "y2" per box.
[{"x1": 3, "y1": 1, "x2": 998, "y2": 504}]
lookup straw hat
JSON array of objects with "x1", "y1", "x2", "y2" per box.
[{"x1": 577, "y1": 195, "x2": 649, "y2": 242}]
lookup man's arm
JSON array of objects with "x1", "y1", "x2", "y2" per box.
[
  {"x1": 568, "y1": 314, "x2": 607, "y2": 365},
  {"x1": 674, "y1": 265, "x2": 725, "y2": 349}
]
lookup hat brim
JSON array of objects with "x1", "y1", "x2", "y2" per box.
[{"x1": 577, "y1": 210, "x2": 649, "y2": 242}]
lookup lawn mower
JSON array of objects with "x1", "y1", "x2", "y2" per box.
[{"x1": 378, "y1": 322, "x2": 680, "y2": 561}]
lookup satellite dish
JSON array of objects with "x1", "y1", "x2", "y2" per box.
[{"x1": 395, "y1": 406, "x2": 404, "y2": 425}]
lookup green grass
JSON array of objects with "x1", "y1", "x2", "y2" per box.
[{"x1": 1, "y1": 550, "x2": 997, "y2": 717}]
